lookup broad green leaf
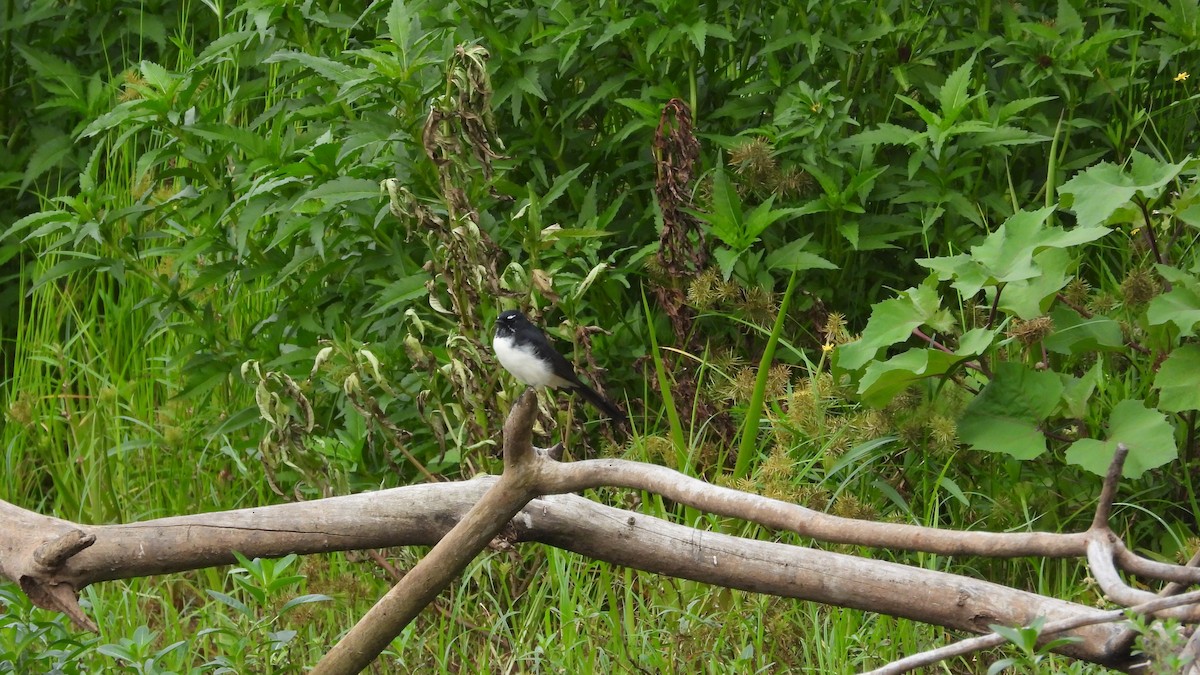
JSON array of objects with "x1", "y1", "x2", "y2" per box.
[
  {"x1": 139, "y1": 60, "x2": 175, "y2": 93},
  {"x1": 836, "y1": 278, "x2": 943, "y2": 371},
  {"x1": 958, "y1": 363, "x2": 1063, "y2": 460},
  {"x1": 365, "y1": 273, "x2": 430, "y2": 317},
  {"x1": 78, "y1": 99, "x2": 156, "y2": 138},
  {"x1": 20, "y1": 135, "x2": 74, "y2": 193},
  {"x1": 541, "y1": 163, "x2": 589, "y2": 207},
  {"x1": 280, "y1": 593, "x2": 333, "y2": 614},
  {"x1": 1155, "y1": 345, "x2": 1200, "y2": 413},
  {"x1": 1146, "y1": 284, "x2": 1200, "y2": 337},
  {"x1": 1065, "y1": 399, "x2": 1176, "y2": 478},
  {"x1": 996, "y1": 96, "x2": 1059, "y2": 120},
  {"x1": 31, "y1": 254, "x2": 103, "y2": 291},
  {"x1": 1044, "y1": 306, "x2": 1124, "y2": 355},
  {"x1": 765, "y1": 248, "x2": 838, "y2": 272},
  {"x1": 1058, "y1": 151, "x2": 1190, "y2": 228},
  {"x1": 920, "y1": 208, "x2": 1108, "y2": 301},
  {"x1": 704, "y1": 162, "x2": 743, "y2": 246},
  {"x1": 595, "y1": 17, "x2": 638, "y2": 46},
  {"x1": 996, "y1": 248, "x2": 1071, "y2": 319},
  {"x1": 3, "y1": 209, "x2": 72, "y2": 241},
  {"x1": 971, "y1": 207, "x2": 1063, "y2": 282},
  {"x1": 264, "y1": 50, "x2": 366, "y2": 83},
  {"x1": 858, "y1": 349, "x2": 959, "y2": 407},
  {"x1": 896, "y1": 94, "x2": 941, "y2": 129},
  {"x1": 857, "y1": 329, "x2": 992, "y2": 407},
  {"x1": 387, "y1": 0, "x2": 417, "y2": 50}
]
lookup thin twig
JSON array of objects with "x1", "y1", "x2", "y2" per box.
[{"x1": 866, "y1": 588, "x2": 1200, "y2": 675}]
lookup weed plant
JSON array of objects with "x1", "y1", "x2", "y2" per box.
[{"x1": 2, "y1": 0, "x2": 1198, "y2": 671}]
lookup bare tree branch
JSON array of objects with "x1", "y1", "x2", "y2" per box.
[
  {"x1": 311, "y1": 389, "x2": 543, "y2": 673},
  {"x1": 1, "y1": 412, "x2": 1192, "y2": 671},
  {"x1": 1092, "y1": 443, "x2": 1129, "y2": 531},
  {"x1": 869, "y1": 588, "x2": 1200, "y2": 675}
]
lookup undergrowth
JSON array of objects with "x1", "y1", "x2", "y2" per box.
[{"x1": 2, "y1": 0, "x2": 1198, "y2": 671}]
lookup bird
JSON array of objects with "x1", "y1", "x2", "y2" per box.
[{"x1": 493, "y1": 309, "x2": 627, "y2": 427}]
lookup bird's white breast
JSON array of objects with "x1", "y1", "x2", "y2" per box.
[{"x1": 493, "y1": 335, "x2": 554, "y2": 386}]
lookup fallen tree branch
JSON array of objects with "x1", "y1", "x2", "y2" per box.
[
  {"x1": 867, "y1": 588, "x2": 1200, "y2": 675},
  {"x1": 0, "y1": 412, "x2": 1189, "y2": 671},
  {"x1": 311, "y1": 389, "x2": 543, "y2": 673},
  {"x1": 0, "y1": 475, "x2": 1146, "y2": 670}
]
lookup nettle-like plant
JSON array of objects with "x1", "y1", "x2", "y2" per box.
[{"x1": 835, "y1": 152, "x2": 1200, "y2": 488}]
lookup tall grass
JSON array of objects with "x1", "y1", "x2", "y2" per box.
[{"x1": 3, "y1": 0, "x2": 1193, "y2": 671}]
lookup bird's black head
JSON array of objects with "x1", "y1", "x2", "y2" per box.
[{"x1": 495, "y1": 309, "x2": 527, "y2": 338}]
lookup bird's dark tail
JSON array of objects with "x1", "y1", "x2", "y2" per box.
[{"x1": 572, "y1": 382, "x2": 628, "y2": 429}]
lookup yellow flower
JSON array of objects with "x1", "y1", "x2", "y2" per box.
[
  {"x1": 821, "y1": 342, "x2": 834, "y2": 354},
  {"x1": 1131, "y1": 227, "x2": 1141, "y2": 237},
  {"x1": 1176, "y1": 71, "x2": 1190, "y2": 82}
]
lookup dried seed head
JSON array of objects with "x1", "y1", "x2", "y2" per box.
[
  {"x1": 686, "y1": 267, "x2": 722, "y2": 308},
  {"x1": 1089, "y1": 292, "x2": 1117, "y2": 315},
  {"x1": 729, "y1": 137, "x2": 778, "y2": 187},
  {"x1": 1121, "y1": 267, "x2": 1161, "y2": 307},
  {"x1": 1063, "y1": 277, "x2": 1092, "y2": 308},
  {"x1": 728, "y1": 367, "x2": 758, "y2": 404},
  {"x1": 777, "y1": 166, "x2": 814, "y2": 197},
  {"x1": 1007, "y1": 316, "x2": 1054, "y2": 345},
  {"x1": 823, "y1": 312, "x2": 851, "y2": 345}
]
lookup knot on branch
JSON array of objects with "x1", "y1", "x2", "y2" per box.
[{"x1": 33, "y1": 528, "x2": 96, "y2": 571}]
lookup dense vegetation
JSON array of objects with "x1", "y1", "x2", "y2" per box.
[{"x1": 2, "y1": 0, "x2": 1198, "y2": 671}]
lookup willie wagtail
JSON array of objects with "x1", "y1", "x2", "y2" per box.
[{"x1": 493, "y1": 310, "x2": 627, "y2": 427}]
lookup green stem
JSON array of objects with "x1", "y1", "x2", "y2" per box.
[{"x1": 733, "y1": 270, "x2": 799, "y2": 480}]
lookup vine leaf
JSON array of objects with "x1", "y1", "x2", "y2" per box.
[
  {"x1": 958, "y1": 363, "x2": 1063, "y2": 461},
  {"x1": 1155, "y1": 345, "x2": 1200, "y2": 413},
  {"x1": 1058, "y1": 151, "x2": 1189, "y2": 229},
  {"x1": 1065, "y1": 399, "x2": 1176, "y2": 478},
  {"x1": 836, "y1": 277, "x2": 948, "y2": 371}
]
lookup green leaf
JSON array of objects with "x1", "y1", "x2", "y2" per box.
[
  {"x1": 764, "y1": 236, "x2": 838, "y2": 272},
  {"x1": 713, "y1": 246, "x2": 741, "y2": 281},
  {"x1": 1059, "y1": 362, "x2": 1104, "y2": 419},
  {"x1": 1058, "y1": 151, "x2": 1190, "y2": 228},
  {"x1": 280, "y1": 593, "x2": 332, "y2": 614},
  {"x1": 1044, "y1": 305, "x2": 1124, "y2": 355},
  {"x1": 937, "y1": 55, "x2": 976, "y2": 125},
  {"x1": 958, "y1": 363, "x2": 1064, "y2": 460},
  {"x1": 842, "y1": 123, "x2": 917, "y2": 148},
  {"x1": 264, "y1": 50, "x2": 366, "y2": 83},
  {"x1": 20, "y1": 135, "x2": 74, "y2": 194},
  {"x1": 32, "y1": 254, "x2": 103, "y2": 291},
  {"x1": 1065, "y1": 399, "x2": 1176, "y2": 478},
  {"x1": 858, "y1": 346, "x2": 979, "y2": 408},
  {"x1": 387, "y1": 0, "x2": 417, "y2": 49},
  {"x1": 996, "y1": 248, "x2": 1071, "y2": 319},
  {"x1": 1147, "y1": 283, "x2": 1200, "y2": 337},
  {"x1": 836, "y1": 278, "x2": 943, "y2": 371},
  {"x1": 300, "y1": 177, "x2": 381, "y2": 210},
  {"x1": 541, "y1": 163, "x2": 589, "y2": 207},
  {"x1": 919, "y1": 207, "x2": 1108, "y2": 302},
  {"x1": 1155, "y1": 345, "x2": 1200, "y2": 413}
]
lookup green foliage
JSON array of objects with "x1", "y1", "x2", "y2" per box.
[
  {"x1": 987, "y1": 616, "x2": 1083, "y2": 674},
  {"x1": 959, "y1": 363, "x2": 1064, "y2": 461},
  {"x1": 838, "y1": 150, "x2": 1199, "y2": 486},
  {"x1": 3, "y1": 0, "x2": 1198, "y2": 670}
]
